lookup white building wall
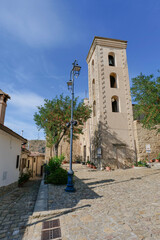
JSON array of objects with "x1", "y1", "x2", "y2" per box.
[{"x1": 0, "y1": 130, "x2": 21, "y2": 187}]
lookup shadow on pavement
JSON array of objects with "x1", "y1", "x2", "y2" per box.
[
  {"x1": 89, "y1": 169, "x2": 160, "y2": 189},
  {"x1": 0, "y1": 179, "x2": 41, "y2": 240},
  {"x1": 27, "y1": 204, "x2": 91, "y2": 227},
  {"x1": 47, "y1": 175, "x2": 101, "y2": 211}
]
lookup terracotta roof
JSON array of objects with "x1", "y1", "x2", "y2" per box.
[
  {"x1": 0, "y1": 123, "x2": 27, "y2": 143},
  {"x1": 0, "y1": 89, "x2": 11, "y2": 99}
]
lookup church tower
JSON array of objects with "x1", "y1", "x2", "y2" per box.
[
  {"x1": 86, "y1": 37, "x2": 135, "y2": 169},
  {"x1": 0, "y1": 90, "x2": 10, "y2": 125}
]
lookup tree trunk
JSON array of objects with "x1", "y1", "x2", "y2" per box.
[
  {"x1": 50, "y1": 147, "x2": 53, "y2": 158},
  {"x1": 54, "y1": 144, "x2": 58, "y2": 157}
]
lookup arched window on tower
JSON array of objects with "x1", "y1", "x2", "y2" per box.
[
  {"x1": 110, "y1": 73, "x2": 117, "y2": 88},
  {"x1": 92, "y1": 79, "x2": 95, "y2": 96},
  {"x1": 108, "y1": 53, "x2": 115, "y2": 66},
  {"x1": 111, "y1": 96, "x2": 119, "y2": 112},
  {"x1": 93, "y1": 100, "x2": 96, "y2": 117},
  {"x1": 92, "y1": 59, "x2": 94, "y2": 72}
]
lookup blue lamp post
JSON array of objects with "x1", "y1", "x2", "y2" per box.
[{"x1": 65, "y1": 60, "x2": 81, "y2": 192}]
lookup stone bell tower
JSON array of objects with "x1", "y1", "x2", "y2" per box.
[
  {"x1": 0, "y1": 89, "x2": 10, "y2": 124},
  {"x1": 86, "y1": 37, "x2": 136, "y2": 169}
]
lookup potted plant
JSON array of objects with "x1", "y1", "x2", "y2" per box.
[
  {"x1": 87, "y1": 160, "x2": 90, "y2": 167},
  {"x1": 92, "y1": 163, "x2": 97, "y2": 169},
  {"x1": 106, "y1": 166, "x2": 111, "y2": 171},
  {"x1": 90, "y1": 162, "x2": 94, "y2": 168}
]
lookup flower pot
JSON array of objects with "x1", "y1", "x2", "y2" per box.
[
  {"x1": 106, "y1": 166, "x2": 110, "y2": 171},
  {"x1": 93, "y1": 166, "x2": 96, "y2": 169}
]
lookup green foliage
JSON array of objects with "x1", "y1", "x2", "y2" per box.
[
  {"x1": 18, "y1": 172, "x2": 31, "y2": 185},
  {"x1": 131, "y1": 72, "x2": 160, "y2": 132},
  {"x1": 34, "y1": 94, "x2": 92, "y2": 155},
  {"x1": 134, "y1": 161, "x2": 147, "y2": 167},
  {"x1": 45, "y1": 155, "x2": 64, "y2": 174},
  {"x1": 44, "y1": 155, "x2": 68, "y2": 185},
  {"x1": 46, "y1": 168, "x2": 68, "y2": 185}
]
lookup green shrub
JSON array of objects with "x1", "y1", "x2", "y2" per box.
[
  {"x1": 134, "y1": 160, "x2": 147, "y2": 167},
  {"x1": 46, "y1": 167, "x2": 68, "y2": 185},
  {"x1": 46, "y1": 155, "x2": 65, "y2": 174},
  {"x1": 18, "y1": 172, "x2": 30, "y2": 185}
]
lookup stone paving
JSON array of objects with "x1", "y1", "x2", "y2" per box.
[
  {"x1": 0, "y1": 178, "x2": 41, "y2": 240},
  {"x1": 47, "y1": 165, "x2": 160, "y2": 240},
  {"x1": 24, "y1": 164, "x2": 160, "y2": 240}
]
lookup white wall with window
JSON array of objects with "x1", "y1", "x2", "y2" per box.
[{"x1": 0, "y1": 128, "x2": 25, "y2": 187}]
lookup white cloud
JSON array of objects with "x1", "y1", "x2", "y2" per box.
[
  {"x1": 5, "y1": 118, "x2": 45, "y2": 140},
  {"x1": 0, "y1": 0, "x2": 68, "y2": 47},
  {"x1": 3, "y1": 88, "x2": 45, "y2": 139},
  {"x1": 9, "y1": 91, "x2": 44, "y2": 115}
]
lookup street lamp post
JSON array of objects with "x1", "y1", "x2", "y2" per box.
[{"x1": 65, "y1": 60, "x2": 81, "y2": 192}]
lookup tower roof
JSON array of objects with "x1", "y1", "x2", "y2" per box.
[
  {"x1": 86, "y1": 36, "x2": 128, "y2": 63},
  {"x1": 0, "y1": 89, "x2": 11, "y2": 99}
]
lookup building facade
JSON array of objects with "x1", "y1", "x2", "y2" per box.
[
  {"x1": 45, "y1": 37, "x2": 159, "y2": 167},
  {"x1": 85, "y1": 37, "x2": 136, "y2": 169},
  {"x1": 0, "y1": 90, "x2": 27, "y2": 194}
]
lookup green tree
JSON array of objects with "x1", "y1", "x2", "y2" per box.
[
  {"x1": 131, "y1": 72, "x2": 160, "y2": 132},
  {"x1": 34, "y1": 94, "x2": 92, "y2": 156}
]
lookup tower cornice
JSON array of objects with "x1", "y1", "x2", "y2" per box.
[{"x1": 86, "y1": 36, "x2": 128, "y2": 63}]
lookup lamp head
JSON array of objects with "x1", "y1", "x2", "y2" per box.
[
  {"x1": 72, "y1": 60, "x2": 81, "y2": 76},
  {"x1": 67, "y1": 80, "x2": 72, "y2": 90}
]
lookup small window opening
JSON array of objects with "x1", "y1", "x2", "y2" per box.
[
  {"x1": 16, "y1": 155, "x2": 19, "y2": 168},
  {"x1": 92, "y1": 79, "x2": 95, "y2": 95},
  {"x1": 110, "y1": 73, "x2": 117, "y2": 88},
  {"x1": 92, "y1": 59, "x2": 94, "y2": 65},
  {"x1": 108, "y1": 54, "x2": 115, "y2": 66},
  {"x1": 93, "y1": 101, "x2": 96, "y2": 117},
  {"x1": 111, "y1": 96, "x2": 119, "y2": 112}
]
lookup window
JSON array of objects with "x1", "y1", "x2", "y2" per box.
[
  {"x1": 92, "y1": 79, "x2": 95, "y2": 95},
  {"x1": 111, "y1": 96, "x2": 119, "y2": 112},
  {"x1": 108, "y1": 53, "x2": 115, "y2": 66},
  {"x1": 28, "y1": 160, "x2": 30, "y2": 168},
  {"x1": 92, "y1": 59, "x2": 94, "y2": 72},
  {"x1": 16, "y1": 155, "x2": 19, "y2": 168},
  {"x1": 110, "y1": 73, "x2": 117, "y2": 88},
  {"x1": 93, "y1": 101, "x2": 96, "y2": 117}
]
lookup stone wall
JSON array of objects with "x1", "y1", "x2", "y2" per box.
[
  {"x1": 0, "y1": 181, "x2": 18, "y2": 197},
  {"x1": 133, "y1": 120, "x2": 160, "y2": 161},
  {"x1": 45, "y1": 138, "x2": 82, "y2": 163}
]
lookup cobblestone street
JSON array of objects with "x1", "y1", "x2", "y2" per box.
[
  {"x1": 0, "y1": 179, "x2": 41, "y2": 240},
  {"x1": 3, "y1": 165, "x2": 160, "y2": 240},
  {"x1": 47, "y1": 165, "x2": 160, "y2": 240}
]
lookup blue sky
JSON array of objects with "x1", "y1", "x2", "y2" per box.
[{"x1": 0, "y1": 0, "x2": 160, "y2": 140}]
